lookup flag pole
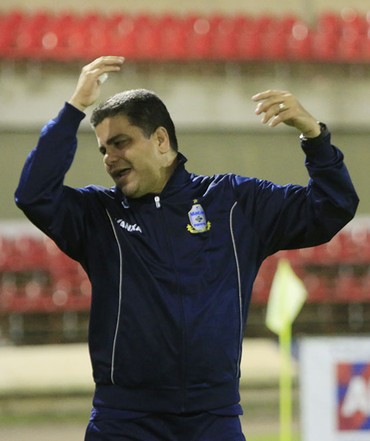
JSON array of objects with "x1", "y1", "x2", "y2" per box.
[
  {"x1": 279, "y1": 322, "x2": 293, "y2": 441},
  {"x1": 265, "y1": 258, "x2": 307, "y2": 441}
]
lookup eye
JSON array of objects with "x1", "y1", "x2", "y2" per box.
[{"x1": 114, "y1": 139, "x2": 128, "y2": 149}]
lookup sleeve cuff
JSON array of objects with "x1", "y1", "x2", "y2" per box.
[
  {"x1": 64, "y1": 101, "x2": 87, "y2": 119},
  {"x1": 300, "y1": 122, "x2": 339, "y2": 164},
  {"x1": 50, "y1": 102, "x2": 86, "y2": 131}
]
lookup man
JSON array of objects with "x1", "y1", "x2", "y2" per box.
[{"x1": 15, "y1": 56, "x2": 359, "y2": 441}]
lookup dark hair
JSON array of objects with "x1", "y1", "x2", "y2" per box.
[{"x1": 90, "y1": 89, "x2": 178, "y2": 151}]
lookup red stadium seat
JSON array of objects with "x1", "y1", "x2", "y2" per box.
[
  {"x1": 37, "y1": 12, "x2": 78, "y2": 61},
  {"x1": 184, "y1": 14, "x2": 221, "y2": 60},
  {"x1": 3, "y1": 9, "x2": 370, "y2": 63},
  {"x1": 156, "y1": 14, "x2": 188, "y2": 60},
  {"x1": 252, "y1": 256, "x2": 277, "y2": 304},
  {"x1": 10, "y1": 11, "x2": 51, "y2": 60},
  {"x1": 312, "y1": 30, "x2": 339, "y2": 61},
  {"x1": 312, "y1": 12, "x2": 342, "y2": 61},
  {"x1": 338, "y1": 34, "x2": 363, "y2": 62},
  {"x1": 317, "y1": 12, "x2": 342, "y2": 35},
  {"x1": 68, "y1": 13, "x2": 112, "y2": 60},
  {"x1": 341, "y1": 9, "x2": 366, "y2": 37},
  {"x1": 252, "y1": 275, "x2": 271, "y2": 304},
  {"x1": 361, "y1": 31, "x2": 370, "y2": 62},
  {"x1": 237, "y1": 24, "x2": 263, "y2": 60},
  {"x1": 335, "y1": 272, "x2": 364, "y2": 303},
  {"x1": 261, "y1": 15, "x2": 299, "y2": 61},
  {"x1": 287, "y1": 23, "x2": 313, "y2": 60},
  {"x1": 0, "y1": 10, "x2": 25, "y2": 57},
  {"x1": 262, "y1": 29, "x2": 288, "y2": 61},
  {"x1": 134, "y1": 14, "x2": 162, "y2": 60},
  {"x1": 110, "y1": 14, "x2": 140, "y2": 59},
  {"x1": 0, "y1": 236, "x2": 48, "y2": 272},
  {"x1": 337, "y1": 10, "x2": 365, "y2": 62},
  {"x1": 212, "y1": 15, "x2": 252, "y2": 60},
  {"x1": 302, "y1": 274, "x2": 331, "y2": 303},
  {"x1": 359, "y1": 272, "x2": 370, "y2": 302}
]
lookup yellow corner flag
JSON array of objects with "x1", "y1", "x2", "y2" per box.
[
  {"x1": 265, "y1": 258, "x2": 307, "y2": 441},
  {"x1": 266, "y1": 258, "x2": 307, "y2": 334}
]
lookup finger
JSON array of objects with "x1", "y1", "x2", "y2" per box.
[
  {"x1": 90, "y1": 55, "x2": 125, "y2": 67},
  {"x1": 255, "y1": 101, "x2": 284, "y2": 120},
  {"x1": 255, "y1": 96, "x2": 290, "y2": 115},
  {"x1": 268, "y1": 106, "x2": 299, "y2": 128},
  {"x1": 277, "y1": 102, "x2": 288, "y2": 113},
  {"x1": 83, "y1": 56, "x2": 125, "y2": 78},
  {"x1": 84, "y1": 58, "x2": 125, "y2": 86},
  {"x1": 253, "y1": 90, "x2": 293, "y2": 114},
  {"x1": 268, "y1": 113, "x2": 289, "y2": 127},
  {"x1": 257, "y1": 102, "x2": 289, "y2": 125},
  {"x1": 266, "y1": 115, "x2": 280, "y2": 127},
  {"x1": 251, "y1": 89, "x2": 281, "y2": 101},
  {"x1": 263, "y1": 112, "x2": 288, "y2": 128}
]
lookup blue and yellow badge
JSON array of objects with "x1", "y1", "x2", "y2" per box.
[{"x1": 187, "y1": 200, "x2": 211, "y2": 234}]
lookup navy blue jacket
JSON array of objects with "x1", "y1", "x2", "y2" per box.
[{"x1": 15, "y1": 103, "x2": 358, "y2": 414}]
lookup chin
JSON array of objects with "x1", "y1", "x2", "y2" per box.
[{"x1": 119, "y1": 185, "x2": 139, "y2": 199}]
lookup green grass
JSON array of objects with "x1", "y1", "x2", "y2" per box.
[
  {"x1": 0, "y1": 392, "x2": 302, "y2": 441},
  {"x1": 0, "y1": 414, "x2": 302, "y2": 441}
]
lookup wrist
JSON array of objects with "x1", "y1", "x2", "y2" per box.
[
  {"x1": 299, "y1": 121, "x2": 321, "y2": 139},
  {"x1": 300, "y1": 122, "x2": 327, "y2": 141},
  {"x1": 68, "y1": 96, "x2": 88, "y2": 113}
]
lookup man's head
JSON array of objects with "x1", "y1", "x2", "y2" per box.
[
  {"x1": 90, "y1": 89, "x2": 178, "y2": 152},
  {"x1": 91, "y1": 89, "x2": 179, "y2": 199}
]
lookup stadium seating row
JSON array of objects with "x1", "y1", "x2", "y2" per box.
[
  {"x1": 1, "y1": 9, "x2": 370, "y2": 62},
  {"x1": 0, "y1": 227, "x2": 370, "y2": 314},
  {"x1": 0, "y1": 235, "x2": 90, "y2": 313},
  {"x1": 253, "y1": 227, "x2": 370, "y2": 303}
]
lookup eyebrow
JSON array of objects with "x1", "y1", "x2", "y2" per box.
[
  {"x1": 106, "y1": 134, "x2": 130, "y2": 146},
  {"x1": 98, "y1": 134, "x2": 130, "y2": 150}
]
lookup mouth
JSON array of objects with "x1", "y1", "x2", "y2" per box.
[{"x1": 111, "y1": 168, "x2": 131, "y2": 181}]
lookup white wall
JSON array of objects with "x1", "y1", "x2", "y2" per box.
[
  {"x1": 1, "y1": 62, "x2": 370, "y2": 131},
  {"x1": 2, "y1": 0, "x2": 370, "y2": 16}
]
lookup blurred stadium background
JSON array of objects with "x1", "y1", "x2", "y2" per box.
[{"x1": 1, "y1": 0, "x2": 370, "y2": 440}]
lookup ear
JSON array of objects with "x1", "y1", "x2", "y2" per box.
[{"x1": 153, "y1": 126, "x2": 170, "y2": 153}]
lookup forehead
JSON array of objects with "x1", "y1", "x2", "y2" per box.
[{"x1": 94, "y1": 114, "x2": 142, "y2": 142}]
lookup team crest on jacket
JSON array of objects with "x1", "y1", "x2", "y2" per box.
[{"x1": 187, "y1": 200, "x2": 211, "y2": 234}]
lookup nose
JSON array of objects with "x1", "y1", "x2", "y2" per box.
[{"x1": 103, "y1": 149, "x2": 119, "y2": 167}]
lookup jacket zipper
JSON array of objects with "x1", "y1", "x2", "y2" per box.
[
  {"x1": 154, "y1": 195, "x2": 161, "y2": 208},
  {"x1": 153, "y1": 195, "x2": 187, "y2": 411}
]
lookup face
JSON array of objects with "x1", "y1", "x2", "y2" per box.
[{"x1": 95, "y1": 115, "x2": 171, "y2": 198}]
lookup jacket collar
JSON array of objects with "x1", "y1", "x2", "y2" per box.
[{"x1": 114, "y1": 152, "x2": 190, "y2": 207}]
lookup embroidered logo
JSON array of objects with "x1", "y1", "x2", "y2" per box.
[
  {"x1": 116, "y1": 219, "x2": 142, "y2": 234},
  {"x1": 187, "y1": 200, "x2": 211, "y2": 234}
]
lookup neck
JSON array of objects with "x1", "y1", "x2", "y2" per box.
[{"x1": 157, "y1": 153, "x2": 178, "y2": 193}]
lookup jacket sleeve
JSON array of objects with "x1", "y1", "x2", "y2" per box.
[
  {"x1": 15, "y1": 102, "x2": 88, "y2": 261},
  {"x1": 233, "y1": 127, "x2": 359, "y2": 258}
]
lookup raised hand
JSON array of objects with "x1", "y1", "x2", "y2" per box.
[
  {"x1": 69, "y1": 56, "x2": 125, "y2": 112},
  {"x1": 252, "y1": 90, "x2": 321, "y2": 138}
]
